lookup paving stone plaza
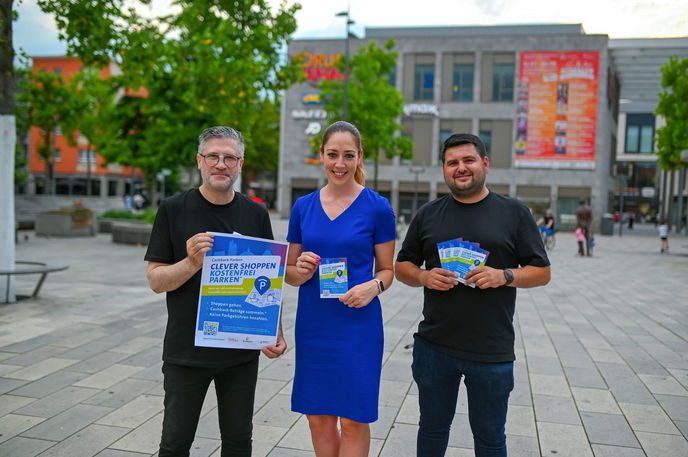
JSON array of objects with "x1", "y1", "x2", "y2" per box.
[{"x1": 1, "y1": 217, "x2": 687, "y2": 457}]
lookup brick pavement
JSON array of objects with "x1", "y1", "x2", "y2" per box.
[{"x1": 0, "y1": 217, "x2": 686, "y2": 457}]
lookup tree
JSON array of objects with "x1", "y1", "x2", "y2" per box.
[
  {"x1": 245, "y1": 97, "x2": 281, "y2": 178},
  {"x1": 655, "y1": 56, "x2": 688, "y2": 170},
  {"x1": 0, "y1": 0, "x2": 16, "y2": 302},
  {"x1": 318, "y1": 39, "x2": 412, "y2": 190},
  {"x1": 16, "y1": 68, "x2": 83, "y2": 194},
  {"x1": 38, "y1": 0, "x2": 303, "y2": 203}
]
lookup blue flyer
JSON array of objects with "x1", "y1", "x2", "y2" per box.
[
  {"x1": 195, "y1": 232, "x2": 288, "y2": 350},
  {"x1": 318, "y1": 257, "x2": 348, "y2": 298},
  {"x1": 437, "y1": 238, "x2": 490, "y2": 288}
]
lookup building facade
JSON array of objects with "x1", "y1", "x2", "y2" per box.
[
  {"x1": 610, "y1": 38, "x2": 688, "y2": 227},
  {"x1": 278, "y1": 24, "x2": 619, "y2": 230}
]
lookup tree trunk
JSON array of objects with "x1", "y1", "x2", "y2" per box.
[{"x1": 0, "y1": 0, "x2": 16, "y2": 302}]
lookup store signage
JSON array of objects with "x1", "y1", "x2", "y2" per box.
[
  {"x1": 301, "y1": 53, "x2": 344, "y2": 82},
  {"x1": 302, "y1": 93, "x2": 323, "y2": 105},
  {"x1": 403, "y1": 104, "x2": 439, "y2": 116},
  {"x1": 291, "y1": 109, "x2": 327, "y2": 119}
]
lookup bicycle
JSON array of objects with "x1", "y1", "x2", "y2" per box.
[{"x1": 539, "y1": 226, "x2": 556, "y2": 251}]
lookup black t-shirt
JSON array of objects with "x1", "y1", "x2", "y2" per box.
[
  {"x1": 543, "y1": 215, "x2": 555, "y2": 230},
  {"x1": 396, "y1": 192, "x2": 550, "y2": 362},
  {"x1": 144, "y1": 188, "x2": 273, "y2": 368}
]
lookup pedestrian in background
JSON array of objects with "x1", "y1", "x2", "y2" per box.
[
  {"x1": 659, "y1": 220, "x2": 669, "y2": 253},
  {"x1": 575, "y1": 198, "x2": 593, "y2": 256},
  {"x1": 576, "y1": 225, "x2": 586, "y2": 256}
]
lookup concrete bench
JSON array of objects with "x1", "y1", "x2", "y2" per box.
[{"x1": 0, "y1": 261, "x2": 69, "y2": 302}]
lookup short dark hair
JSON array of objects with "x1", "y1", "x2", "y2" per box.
[
  {"x1": 441, "y1": 133, "x2": 486, "y2": 162},
  {"x1": 198, "y1": 126, "x2": 245, "y2": 156}
]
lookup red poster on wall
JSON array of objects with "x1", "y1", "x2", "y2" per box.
[{"x1": 515, "y1": 51, "x2": 599, "y2": 169}]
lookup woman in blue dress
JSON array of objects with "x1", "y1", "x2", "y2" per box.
[{"x1": 286, "y1": 121, "x2": 396, "y2": 457}]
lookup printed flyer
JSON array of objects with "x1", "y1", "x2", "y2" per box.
[
  {"x1": 437, "y1": 238, "x2": 490, "y2": 288},
  {"x1": 195, "y1": 232, "x2": 288, "y2": 350},
  {"x1": 318, "y1": 257, "x2": 348, "y2": 298}
]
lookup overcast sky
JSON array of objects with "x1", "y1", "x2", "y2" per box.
[{"x1": 13, "y1": 0, "x2": 688, "y2": 57}]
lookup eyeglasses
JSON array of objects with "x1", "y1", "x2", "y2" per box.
[{"x1": 199, "y1": 153, "x2": 241, "y2": 168}]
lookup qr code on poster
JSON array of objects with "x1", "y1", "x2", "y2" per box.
[{"x1": 203, "y1": 321, "x2": 219, "y2": 336}]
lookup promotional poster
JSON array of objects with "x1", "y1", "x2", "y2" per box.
[
  {"x1": 195, "y1": 232, "x2": 288, "y2": 350},
  {"x1": 515, "y1": 51, "x2": 600, "y2": 169}
]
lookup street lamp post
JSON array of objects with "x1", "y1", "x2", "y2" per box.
[
  {"x1": 409, "y1": 167, "x2": 425, "y2": 218},
  {"x1": 335, "y1": 10, "x2": 354, "y2": 121}
]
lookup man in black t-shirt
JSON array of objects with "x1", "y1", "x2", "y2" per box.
[
  {"x1": 395, "y1": 133, "x2": 550, "y2": 457},
  {"x1": 145, "y1": 126, "x2": 286, "y2": 457}
]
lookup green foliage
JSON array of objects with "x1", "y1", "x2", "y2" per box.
[
  {"x1": 655, "y1": 56, "x2": 688, "y2": 170},
  {"x1": 245, "y1": 97, "x2": 281, "y2": 175},
  {"x1": 99, "y1": 208, "x2": 157, "y2": 224},
  {"x1": 16, "y1": 67, "x2": 85, "y2": 193},
  {"x1": 318, "y1": 39, "x2": 412, "y2": 188},
  {"x1": 37, "y1": 0, "x2": 304, "y2": 199},
  {"x1": 99, "y1": 209, "x2": 140, "y2": 220}
]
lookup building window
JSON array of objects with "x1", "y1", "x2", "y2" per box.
[
  {"x1": 492, "y1": 63, "x2": 514, "y2": 101},
  {"x1": 53, "y1": 148, "x2": 61, "y2": 162},
  {"x1": 452, "y1": 64, "x2": 473, "y2": 101},
  {"x1": 388, "y1": 69, "x2": 396, "y2": 88},
  {"x1": 414, "y1": 64, "x2": 434, "y2": 101},
  {"x1": 479, "y1": 130, "x2": 492, "y2": 157},
  {"x1": 108, "y1": 180, "x2": 119, "y2": 196},
  {"x1": 625, "y1": 113, "x2": 654, "y2": 154},
  {"x1": 78, "y1": 149, "x2": 97, "y2": 164}
]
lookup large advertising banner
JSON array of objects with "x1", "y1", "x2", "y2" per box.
[
  {"x1": 194, "y1": 233, "x2": 287, "y2": 350},
  {"x1": 515, "y1": 51, "x2": 600, "y2": 169}
]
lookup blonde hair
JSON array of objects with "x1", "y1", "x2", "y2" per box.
[{"x1": 320, "y1": 121, "x2": 365, "y2": 186}]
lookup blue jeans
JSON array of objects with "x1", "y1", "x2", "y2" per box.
[
  {"x1": 159, "y1": 359, "x2": 258, "y2": 457},
  {"x1": 412, "y1": 337, "x2": 514, "y2": 457}
]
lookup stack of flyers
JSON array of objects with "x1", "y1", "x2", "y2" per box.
[
  {"x1": 319, "y1": 258, "x2": 348, "y2": 298},
  {"x1": 437, "y1": 238, "x2": 490, "y2": 288}
]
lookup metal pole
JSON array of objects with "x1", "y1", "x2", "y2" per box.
[
  {"x1": 409, "y1": 167, "x2": 425, "y2": 218},
  {"x1": 336, "y1": 10, "x2": 353, "y2": 122},
  {"x1": 618, "y1": 188, "x2": 624, "y2": 236},
  {"x1": 343, "y1": 16, "x2": 350, "y2": 121}
]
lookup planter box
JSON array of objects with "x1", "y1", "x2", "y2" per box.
[
  {"x1": 98, "y1": 217, "x2": 145, "y2": 234},
  {"x1": 35, "y1": 212, "x2": 95, "y2": 237},
  {"x1": 112, "y1": 222, "x2": 152, "y2": 246}
]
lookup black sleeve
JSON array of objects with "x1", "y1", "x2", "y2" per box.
[
  {"x1": 516, "y1": 204, "x2": 550, "y2": 268},
  {"x1": 396, "y1": 210, "x2": 425, "y2": 266},
  {"x1": 144, "y1": 200, "x2": 174, "y2": 264},
  {"x1": 262, "y1": 208, "x2": 274, "y2": 241}
]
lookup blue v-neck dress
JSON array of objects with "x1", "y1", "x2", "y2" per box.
[{"x1": 287, "y1": 187, "x2": 396, "y2": 423}]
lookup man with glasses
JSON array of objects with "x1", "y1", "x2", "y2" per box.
[{"x1": 145, "y1": 126, "x2": 287, "y2": 457}]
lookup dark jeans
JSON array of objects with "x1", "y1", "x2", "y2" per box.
[
  {"x1": 412, "y1": 337, "x2": 514, "y2": 457},
  {"x1": 159, "y1": 358, "x2": 259, "y2": 457}
]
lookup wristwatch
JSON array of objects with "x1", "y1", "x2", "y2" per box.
[
  {"x1": 374, "y1": 279, "x2": 385, "y2": 294},
  {"x1": 503, "y1": 269, "x2": 514, "y2": 286}
]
